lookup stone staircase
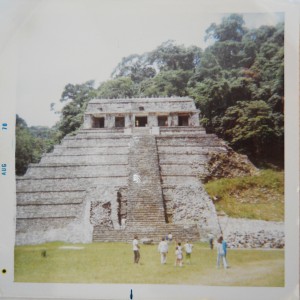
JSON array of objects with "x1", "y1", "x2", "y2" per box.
[
  {"x1": 93, "y1": 129, "x2": 200, "y2": 242},
  {"x1": 92, "y1": 224, "x2": 200, "y2": 243},
  {"x1": 126, "y1": 133, "x2": 166, "y2": 225}
]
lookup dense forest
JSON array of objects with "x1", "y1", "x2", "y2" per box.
[{"x1": 16, "y1": 14, "x2": 284, "y2": 175}]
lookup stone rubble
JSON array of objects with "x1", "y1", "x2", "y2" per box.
[
  {"x1": 205, "y1": 149, "x2": 258, "y2": 181},
  {"x1": 217, "y1": 216, "x2": 284, "y2": 248}
]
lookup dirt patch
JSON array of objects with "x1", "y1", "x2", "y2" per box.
[{"x1": 59, "y1": 246, "x2": 85, "y2": 250}]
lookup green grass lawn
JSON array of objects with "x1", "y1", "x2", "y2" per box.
[
  {"x1": 14, "y1": 241, "x2": 284, "y2": 286},
  {"x1": 204, "y1": 169, "x2": 284, "y2": 221}
]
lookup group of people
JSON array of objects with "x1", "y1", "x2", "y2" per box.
[
  {"x1": 157, "y1": 237, "x2": 193, "y2": 267},
  {"x1": 132, "y1": 234, "x2": 193, "y2": 267},
  {"x1": 132, "y1": 234, "x2": 228, "y2": 269}
]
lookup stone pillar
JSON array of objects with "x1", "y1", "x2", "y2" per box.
[
  {"x1": 190, "y1": 112, "x2": 200, "y2": 126},
  {"x1": 125, "y1": 114, "x2": 132, "y2": 128},
  {"x1": 148, "y1": 113, "x2": 157, "y2": 127},
  {"x1": 106, "y1": 114, "x2": 114, "y2": 128},
  {"x1": 83, "y1": 114, "x2": 93, "y2": 129},
  {"x1": 170, "y1": 113, "x2": 178, "y2": 126},
  {"x1": 167, "y1": 115, "x2": 171, "y2": 126}
]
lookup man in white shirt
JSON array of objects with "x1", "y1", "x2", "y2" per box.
[
  {"x1": 132, "y1": 235, "x2": 140, "y2": 264},
  {"x1": 158, "y1": 237, "x2": 169, "y2": 264}
]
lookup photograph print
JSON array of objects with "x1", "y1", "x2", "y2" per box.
[{"x1": 11, "y1": 0, "x2": 290, "y2": 292}]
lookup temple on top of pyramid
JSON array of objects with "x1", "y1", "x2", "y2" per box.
[
  {"x1": 16, "y1": 97, "x2": 229, "y2": 246},
  {"x1": 83, "y1": 97, "x2": 200, "y2": 130}
]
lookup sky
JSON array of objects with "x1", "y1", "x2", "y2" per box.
[{"x1": 0, "y1": 0, "x2": 285, "y2": 127}]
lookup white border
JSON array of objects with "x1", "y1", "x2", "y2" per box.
[{"x1": 0, "y1": 1, "x2": 298, "y2": 299}]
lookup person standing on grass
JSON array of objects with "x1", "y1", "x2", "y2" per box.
[
  {"x1": 208, "y1": 233, "x2": 214, "y2": 250},
  {"x1": 174, "y1": 245, "x2": 183, "y2": 267},
  {"x1": 216, "y1": 236, "x2": 228, "y2": 269},
  {"x1": 133, "y1": 235, "x2": 140, "y2": 264},
  {"x1": 184, "y1": 240, "x2": 193, "y2": 265},
  {"x1": 222, "y1": 237, "x2": 229, "y2": 266},
  {"x1": 167, "y1": 232, "x2": 173, "y2": 243},
  {"x1": 158, "y1": 237, "x2": 169, "y2": 264}
]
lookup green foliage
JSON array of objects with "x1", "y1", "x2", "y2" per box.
[
  {"x1": 204, "y1": 170, "x2": 284, "y2": 221},
  {"x1": 56, "y1": 80, "x2": 96, "y2": 141},
  {"x1": 205, "y1": 14, "x2": 247, "y2": 42},
  {"x1": 189, "y1": 15, "x2": 284, "y2": 164},
  {"x1": 15, "y1": 115, "x2": 56, "y2": 175},
  {"x1": 140, "y1": 70, "x2": 193, "y2": 97},
  {"x1": 101, "y1": 41, "x2": 201, "y2": 100},
  {"x1": 221, "y1": 101, "x2": 276, "y2": 157},
  {"x1": 97, "y1": 77, "x2": 137, "y2": 98},
  {"x1": 148, "y1": 40, "x2": 202, "y2": 71},
  {"x1": 111, "y1": 53, "x2": 156, "y2": 83}
]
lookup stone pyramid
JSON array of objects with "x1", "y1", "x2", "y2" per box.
[{"x1": 16, "y1": 97, "x2": 228, "y2": 245}]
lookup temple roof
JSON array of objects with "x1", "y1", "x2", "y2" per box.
[{"x1": 85, "y1": 97, "x2": 199, "y2": 114}]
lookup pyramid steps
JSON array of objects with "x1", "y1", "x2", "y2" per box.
[
  {"x1": 24, "y1": 164, "x2": 128, "y2": 178},
  {"x1": 160, "y1": 126, "x2": 206, "y2": 136},
  {"x1": 93, "y1": 224, "x2": 200, "y2": 243},
  {"x1": 16, "y1": 128, "x2": 225, "y2": 245},
  {"x1": 17, "y1": 178, "x2": 128, "y2": 193},
  {"x1": 126, "y1": 134, "x2": 167, "y2": 228}
]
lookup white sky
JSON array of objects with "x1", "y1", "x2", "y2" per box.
[{"x1": 0, "y1": 0, "x2": 285, "y2": 127}]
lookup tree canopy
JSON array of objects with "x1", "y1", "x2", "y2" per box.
[
  {"x1": 16, "y1": 14, "x2": 284, "y2": 174},
  {"x1": 188, "y1": 15, "x2": 284, "y2": 164}
]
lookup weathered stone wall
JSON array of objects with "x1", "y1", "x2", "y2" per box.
[
  {"x1": 86, "y1": 97, "x2": 198, "y2": 114},
  {"x1": 105, "y1": 114, "x2": 115, "y2": 128},
  {"x1": 86, "y1": 185, "x2": 127, "y2": 230},
  {"x1": 83, "y1": 114, "x2": 93, "y2": 129},
  {"x1": 218, "y1": 217, "x2": 284, "y2": 248},
  {"x1": 16, "y1": 129, "x2": 131, "y2": 245},
  {"x1": 147, "y1": 114, "x2": 157, "y2": 127},
  {"x1": 205, "y1": 149, "x2": 258, "y2": 181},
  {"x1": 189, "y1": 113, "x2": 200, "y2": 126},
  {"x1": 163, "y1": 184, "x2": 220, "y2": 237},
  {"x1": 156, "y1": 132, "x2": 229, "y2": 237},
  {"x1": 15, "y1": 197, "x2": 93, "y2": 245}
]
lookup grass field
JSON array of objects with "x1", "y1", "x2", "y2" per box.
[
  {"x1": 14, "y1": 241, "x2": 284, "y2": 286},
  {"x1": 204, "y1": 170, "x2": 284, "y2": 221}
]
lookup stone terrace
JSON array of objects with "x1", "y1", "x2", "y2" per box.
[
  {"x1": 17, "y1": 127, "x2": 227, "y2": 245},
  {"x1": 16, "y1": 97, "x2": 228, "y2": 245}
]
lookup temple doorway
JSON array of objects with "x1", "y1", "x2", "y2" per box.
[
  {"x1": 178, "y1": 115, "x2": 189, "y2": 126},
  {"x1": 93, "y1": 117, "x2": 105, "y2": 128},
  {"x1": 135, "y1": 116, "x2": 148, "y2": 127},
  {"x1": 115, "y1": 117, "x2": 125, "y2": 128},
  {"x1": 158, "y1": 116, "x2": 168, "y2": 126}
]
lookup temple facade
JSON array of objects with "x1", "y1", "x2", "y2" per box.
[{"x1": 83, "y1": 97, "x2": 200, "y2": 131}]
